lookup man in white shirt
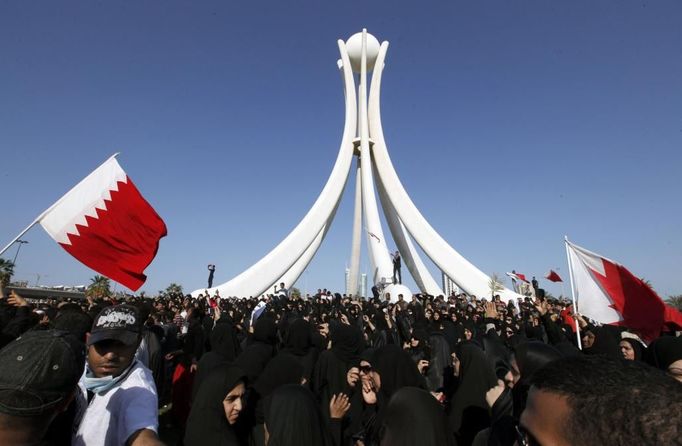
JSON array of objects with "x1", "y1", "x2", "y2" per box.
[{"x1": 72, "y1": 304, "x2": 163, "y2": 446}]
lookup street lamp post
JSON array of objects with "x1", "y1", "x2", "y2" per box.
[{"x1": 12, "y1": 240, "x2": 28, "y2": 265}]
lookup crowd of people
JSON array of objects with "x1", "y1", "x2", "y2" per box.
[{"x1": 0, "y1": 281, "x2": 680, "y2": 446}]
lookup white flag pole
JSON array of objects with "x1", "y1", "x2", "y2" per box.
[
  {"x1": 565, "y1": 236, "x2": 583, "y2": 350},
  {"x1": 0, "y1": 153, "x2": 121, "y2": 258},
  {"x1": 0, "y1": 221, "x2": 40, "y2": 258}
]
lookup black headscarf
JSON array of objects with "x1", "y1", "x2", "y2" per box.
[
  {"x1": 583, "y1": 326, "x2": 622, "y2": 359},
  {"x1": 511, "y1": 341, "x2": 562, "y2": 419},
  {"x1": 193, "y1": 322, "x2": 241, "y2": 400},
  {"x1": 254, "y1": 353, "x2": 304, "y2": 399},
  {"x1": 283, "y1": 318, "x2": 312, "y2": 356},
  {"x1": 264, "y1": 384, "x2": 334, "y2": 446},
  {"x1": 253, "y1": 317, "x2": 278, "y2": 345},
  {"x1": 381, "y1": 387, "x2": 455, "y2": 446},
  {"x1": 371, "y1": 344, "x2": 426, "y2": 401},
  {"x1": 236, "y1": 318, "x2": 277, "y2": 383},
  {"x1": 411, "y1": 328, "x2": 429, "y2": 347},
  {"x1": 185, "y1": 365, "x2": 246, "y2": 446},
  {"x1": 514, "y1": 341, "x2": 562, "y2": 383},
  {"x1": 330, "y1": 323, "x2": 364, "y2": 364},
  {"x1": 211, "y1": 321, "x2": 241, "y2": 360},
  {"x1": 448, "y1": 342, "x2": 498, "y2": 445},
  {"x1": 645, "y1": 336, "x2": 682, "y2": 370}
]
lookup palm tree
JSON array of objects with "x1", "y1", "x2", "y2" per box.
[
  {"x1": 87, "y1": 275, "x2": 112, "y2": 298},
  {"x1": 0, "y1": 258, "x2": 15, "y2": 288},
  {"x1": 165, "y1": 283, "x2": 184, "y2": 296},
  {"x1": 488, "y1": 273, "x2": 504, "y2": 299},
  {"x1": 666, "y1": 294, "x2": 682, "y2": 312}
]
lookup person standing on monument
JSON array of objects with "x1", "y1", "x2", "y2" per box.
[
  {"x1": 392, "y1": 250, "x2": 402, "y2": 284},
  {"x1": 207, "y1": 264, "x2": 216, "y2": 288}
]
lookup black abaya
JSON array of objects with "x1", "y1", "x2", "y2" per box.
[
  {"x1": 381, "y1": 387, "x2": 455, "y2": 446},
  {"x1": 265, "y1": 384, "x2": 335, "y2": 446},
  {"x1": 448, "y1": 343, "x2": 498, "y2": 446},
  {"x1": 193, "y1": 321, "x2": 241, "y2": 401},
  {"x1": 185, "y1": 364, "x2": 246, "y2": 446}
]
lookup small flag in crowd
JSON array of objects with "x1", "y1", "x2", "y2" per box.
[
  {"x1": 545, "y1": 270, "x2": 563, "y2": 282},
  {"x1": 566, "y1": 239, "x2": 682, "y2": 341},
  {"x1": 250, "y1": 301, "x2": 267, "y2": 326},
  {"x1": 505, "y1": 271, "x2": 529, "y2": 283},
  {"x1": 39, "y1": 154, "x2": 167, "y2": 291}
]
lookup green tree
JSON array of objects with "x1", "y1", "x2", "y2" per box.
[
  {"x1": 87, "y1": 275, "x2": 112, "y2": 298},
  {"x1": 165, "y1": 283, "x2": 184, "y2": 296},
  {"x1": 666, "y1": 294, "x2": 682, "y2": 312},
  {"x1": 488, "y1": 273, "x2": 504, "y2": 298},
  {"x1": 641, "y1": 278, "x2": 656, "y2": 292},
  {"x1": 0, "y1": 258, "x2": 15, "y2": 288},
  {"x1": 290, "y1": 286, "x2": 302, "y2": 299}
]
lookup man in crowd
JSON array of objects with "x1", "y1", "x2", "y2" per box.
[
  {"x1": 520, "y1": 355, "x2": 682, "y2": 445},
  {"x1": 72, "y1": 304, "x2": 163, "y2": 446},
  {"x1": 0, "y1": 330, "x2": 85, "y2": 446},
  {"x1": 277, "y1": 282, "x2": 288, "y2": 298}
]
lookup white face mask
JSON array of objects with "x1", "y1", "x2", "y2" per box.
[{"x1": 82, "y1": 360, "x2": 136, "y2": 395}]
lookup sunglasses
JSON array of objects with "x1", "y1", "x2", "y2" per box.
[{"x1": 359, "y1": 365, "x2": 373, "y2": 374}]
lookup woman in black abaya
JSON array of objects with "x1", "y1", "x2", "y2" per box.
[
  {"x1": 360, "y1": 344, "x2": 427, "y2": 445},
  {"x1": 185, "y1": 364, "x2": 247, "y2": 446},
  {"x1": 280, "y1": 318, "x2": 318, "y2": 383},
  {"x1": 447, "y1": 342, "x2": 498, "y2": 446},
  {"x1": 619, "y1": 337, "x2": 646, "y2": 361},
  {"x1": 483, "y1": 341, "x2": 562, "y2": 446},
  {"x1": 371, "y1": 344, "x2": 426, "y2": 401},
  {"x1": 646, "y1": 336, "x2": 682, "y2": 382},
  {"x1": 264, "y1": 384, "x2": 334, "y2": 446},
  {"x1": 235, "y1": 317, "x2": 277, "y2": 383},
  {"x1": 246, "y1": 353, "x2": 306, "y2": 446},
  {"x1": 311, "y1": 323, "x2": 364, "y2": 415},
  {"x1": 380, "y1": 387, "x2": 455, "y2": 446},
  {"x1": 192, "y1": 321, "x2": 241, "y2": 400}
]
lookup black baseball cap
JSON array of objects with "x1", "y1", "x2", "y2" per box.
[
  {"x1": 88, "y1": 305, "x2": 142, "y2": 346},
  {"x1": 0, "y1": 330, "x2": 85, "y2": 416}
]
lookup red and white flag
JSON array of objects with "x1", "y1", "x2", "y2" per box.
[
  {"x1": 566, "y1": 240, "x2": 682, "y2": 341},
  {"x1": 505, "y1": 271, "x2": 529, "y2": 283},
  {"x1": 545, "y1": 270, "x2": 563, "y2": 283},
  {"x1": 39, "y1": 155, "x2": 167, "y2": 291}
]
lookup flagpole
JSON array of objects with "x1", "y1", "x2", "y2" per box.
[
  {"x1": 565, "y1": 236, "x2": 583, "y2": 350},
  {"x1": 0, "y1": 220, "x2": 40, "y2": 258},
  {"x1": 0, "y1": 153, "x2": 121, "y2": 258}
]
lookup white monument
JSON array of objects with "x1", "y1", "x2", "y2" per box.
[{"x1": 193, "y1": 30, "x2": 520, "y2": 302}]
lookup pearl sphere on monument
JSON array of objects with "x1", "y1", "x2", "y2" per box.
[
  {"x1": 382, "y1": 283, "x2": 412, "y2": 302},
  {"x1": 345, "y1": 32, "x2": 381, "y2": 73}
]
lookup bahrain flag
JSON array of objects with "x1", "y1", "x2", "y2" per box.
[
  {"x1": 566, "y1": 240, "x2": 682, "y2": 341},
  {"x1": 39, "y1": 155, "x2": 167, "y2": 291}
]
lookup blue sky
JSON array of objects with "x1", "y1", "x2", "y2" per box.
[{"x1": 1, "y1": 1, "x2": 681, "y2": 298}]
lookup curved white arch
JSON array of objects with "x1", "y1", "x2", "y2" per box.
[
  {"x1": 359, "y1": 31, "x2": 393, "y2": 286},
  {"x1": 367, "y1": 40, "x2": 520, "y2": 300},
  {"x1": 192, "y1": 40, "x2": 357, "y2": 298},
  {"x1": 347, "y1": 158, "x2": 363, "y2": 296}
]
